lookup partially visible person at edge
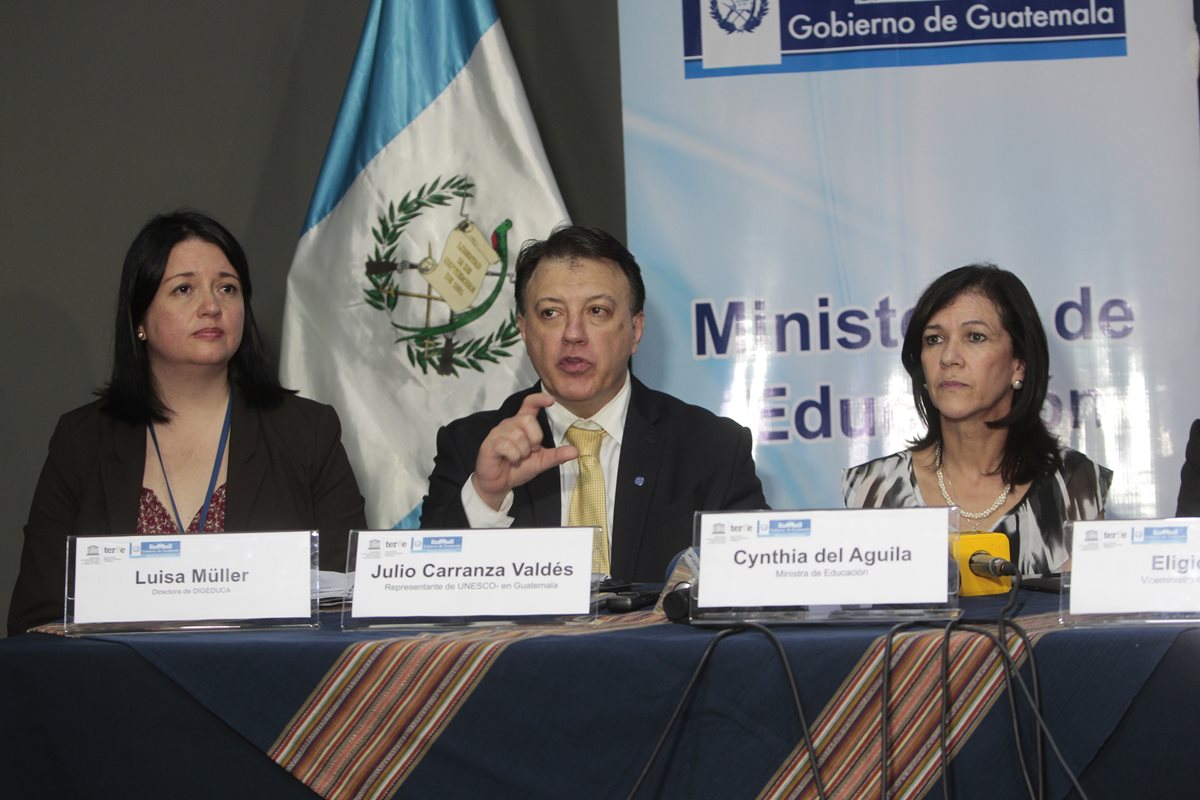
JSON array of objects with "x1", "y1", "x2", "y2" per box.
[
  {"x1": 420, "y1": 224, "x2": 767, "y2": 582},
  {"x1": 8, "y1": 210, "x2": 365, "y2": 635},
  {"x1": 1178, "y1": 418, "x2": 1200, "y2": 516},
  {"x1": 842, "y1": 264, "x2": 1111, "y2": 577}
]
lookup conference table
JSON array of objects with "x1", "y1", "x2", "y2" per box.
[{"x1": 2, "y1": 591, "x2": 1198, "y2": 799}]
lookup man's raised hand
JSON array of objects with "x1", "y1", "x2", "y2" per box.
[{"x1": 471, "y1": 393, "x2": 578, "y2": 510}]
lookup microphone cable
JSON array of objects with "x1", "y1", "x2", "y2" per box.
[
  {"x1": 986, "y1": 572, "x2": 1041, "y2": 800},
  {"x1": 938, "y1": 564, "x2": 1052, "y2": 800},
  {"x1": 886, "y1": 552, "x2": 1026, "y2": 800},
  {"x1": 626, "y1": 626, "x2": 739, "y2": 800},
  {"x1": 880, "y1": 620, "x2": 926, "y2": 800},
  {"x1": 938, "y1": 614, "x2": 1040, "y2": 800},
  {"x1": 995, "y1": 573, "x2": 1046, "y2": 800},
  {"x1": 956, "y1": 622, "x2": 1091, "y2": 800},
  {"x1": 969, "y1": 565, "x2": 1047, "y2": 799},
  {"x1": 740, "y1": 621, "x2": 828, "y2": 800},
  {"x1": 939, "y1": 618, "x2": 956, "y2": 800},
  {"x1": 997, "y1": 616, "x2": 1045, "y2": 800},
  {"x1": 626, "y1": 623, "x2": 828, "y2": 800}
]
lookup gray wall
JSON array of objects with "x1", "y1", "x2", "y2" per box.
[{"x1": 0, "y1": 1, "x2": 623, "y2": 635}]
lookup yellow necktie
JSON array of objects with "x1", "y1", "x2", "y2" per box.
[{"x1": 565, "y1": 424, "x2": 609, "y2": 575}]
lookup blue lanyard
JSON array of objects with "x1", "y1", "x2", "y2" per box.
[{"x1": 148, "y1": 393, "x2": 233, "y2": 534}]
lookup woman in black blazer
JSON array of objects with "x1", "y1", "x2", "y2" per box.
[{"x1": 8, "y1": 211, "x2": 366, "y2": 634}]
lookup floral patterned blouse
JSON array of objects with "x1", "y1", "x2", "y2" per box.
[
  {"x1": 842, "y1": 448, "x2": 1112, "y2": 575},
  {"x1": 136, "y1": 484, "x2": 227, "y2": 534}
]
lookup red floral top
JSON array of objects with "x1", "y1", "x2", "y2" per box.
[{"x1": 136, "y1": 484, "x2": 227, "y2": 534}]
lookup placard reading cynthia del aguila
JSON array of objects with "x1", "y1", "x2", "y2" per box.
[
  {"x1": 697, "y1": 508, "x2": 954, "y2": 608},
  {"x1": 350, "y1": 528, "x2": 593, "y2": 619}
]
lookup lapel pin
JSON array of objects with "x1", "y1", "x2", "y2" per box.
[{"x1": 634, "y1": 476, "x2": 645, "y2": 486}]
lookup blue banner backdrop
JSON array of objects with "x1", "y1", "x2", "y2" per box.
[{"x1": 620, "y1": 0, "x2": 1200, "y2": 516}]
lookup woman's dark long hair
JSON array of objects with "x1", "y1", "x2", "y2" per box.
[
  {"x1": 98, "y1": 210, "x2": 290, "y2": 423},
  {"x1": 900, "y1": 263, "x2": 1060, "y2": 485}
]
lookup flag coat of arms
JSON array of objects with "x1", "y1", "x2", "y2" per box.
[{"x1": 281, "y1": 0, "x2": 568, "y2": 529}]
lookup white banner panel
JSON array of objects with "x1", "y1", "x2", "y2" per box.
[
  {"x1": 1069, "y1": 518, "x2": 1200, "y2": 614},
  {"x1": 619, "y1": 0, "x2": 1200, "y2": 516}
]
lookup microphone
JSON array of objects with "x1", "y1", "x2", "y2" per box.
[
  {"x1": 663, "y1": 582, "x2": 692, "y2": 623},
  {"x1": 969, "y1": 551, "x2": 1016, "y2": 578},
  {"x1": 952, "y1": 532, "x2": 1015, "y2": 596},
  {"x1": 662, "y1": 547, "x2": 700, "y2": 623}
]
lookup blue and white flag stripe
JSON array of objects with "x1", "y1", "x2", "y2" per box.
[
  {"x1": 304, "y1": 0, "x2": 498, "y2": 232},
  {"x1": 282, "y1": 0, "x2": 567, "y2": 530}
]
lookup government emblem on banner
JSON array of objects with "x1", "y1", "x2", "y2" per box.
[
  {"x1": 691, "y1": 0, "x2": 1126, "y2": 76},
  {"x1": 710, "y1": 0, "x2": 769, "y2": 33},
  {"x1": 362, "y1": 175, "x2": 519, "y2": 378}
]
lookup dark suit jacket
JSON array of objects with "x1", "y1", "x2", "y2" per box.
[
  {"x1": 8, "y1": 391, "x2": 366, "y2": 635},
  {"x1": 420, "y1": 378, "x2": 768, "y2": 581},
  {"x1": 1178, "y1": 419, "x2": 1200, "y2": 516}
]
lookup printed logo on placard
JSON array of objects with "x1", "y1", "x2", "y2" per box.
[
  {"x1": 412, "y1": 536, "x2": 464, "y2": 553},
  {"x1": 758, "y1": 518, "x2": 812, "y2": 537},
  {"x1": 130, "y1": 541, "x2": 181, "y2": 558},
  {"x1": 1132, "y1": 526, "x2": 1188, "y2": 545}
]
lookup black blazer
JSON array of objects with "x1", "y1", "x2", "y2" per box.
[
  {"x1": 421, "y1": 378, "x2": 768, "y2": 581},
  {"x1": 8, "y1": 391, "x2": 366, "y2": 635},
  {"x1": 1178, "y1": 419, "x2": 1200, "y2": 517}
]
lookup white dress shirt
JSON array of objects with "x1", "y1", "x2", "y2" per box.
[{"x1": 460, "y1": 373, "x2": 632, "y2": 547}]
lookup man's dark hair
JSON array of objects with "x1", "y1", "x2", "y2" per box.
[
  {"x1": 900, "y1": 263, "x2": 1061, "y2": 484},
  {"x1": 514, "y1": 225, "x2": 646, "y2": 316},
  {"x1": 98, "y1": 209, "x2": 290, "y2": 423}
]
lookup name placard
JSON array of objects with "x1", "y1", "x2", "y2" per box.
[
  {"x1": 349, "y1": 528, "x2": 592, "y2": 621},
  {"x1": 697, "y1": 508, "x2": 954, "y2": 609},
  {"x1": 69, "y1": 531, "x2": 316, "y2": 628},
  {"x1": 1069, "y1": 519, "x2": 1200, "y2": 615}
]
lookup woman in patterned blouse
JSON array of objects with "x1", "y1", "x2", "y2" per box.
[{"x1": 842, "y1": 264, "x2": 1111, "y2": 576}]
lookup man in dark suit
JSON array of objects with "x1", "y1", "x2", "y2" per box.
[{"x1": 421, "y1": 226, "x2": 766, "y2": 581}]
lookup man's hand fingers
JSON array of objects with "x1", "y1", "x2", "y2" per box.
[
  {"x1": 489, "y1": 435, "x2": 537, "y2": 467},
  {"x1": 516, "y1": 391, "x2": 557, "y2": 419},
  {"x1": 474, "y1": 393, "x2": 568, "y2": 500},
  {"x1": 527, "y1": 444, "x2": 578, "y2": 475}
]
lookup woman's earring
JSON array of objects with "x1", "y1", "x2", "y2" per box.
[
  {"x1": 1012, "y1": 379, "x2": 1023, "y2": 390},
  {"x1": 137, "y1": 327, "x2": 147, "y2": 341}
]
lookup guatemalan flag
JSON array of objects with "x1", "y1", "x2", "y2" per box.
[{"x1": 281, "y1": 0, "x2": 568, "y2": 529}]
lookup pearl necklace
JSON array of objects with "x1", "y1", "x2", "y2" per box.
[{"x1": 934, "y1": 442, "x2": 1011, "y2": 521}]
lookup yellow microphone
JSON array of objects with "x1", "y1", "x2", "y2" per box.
[{"x1": 952, "y1": 531, "x2": 1016, "y2": 597}]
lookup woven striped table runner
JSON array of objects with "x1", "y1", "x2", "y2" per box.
[
  {"x1": 270, "y1": 611, "x2": 663, "y2": 799},
  {"x1": 759, "y1": 622, "x2": 1043, "y2": 800}
]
